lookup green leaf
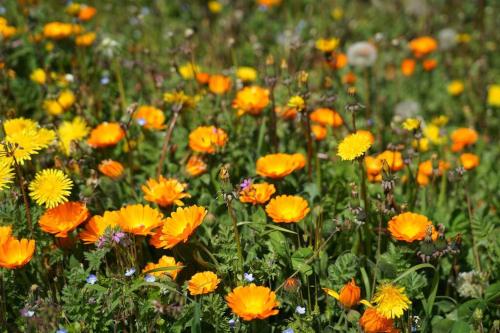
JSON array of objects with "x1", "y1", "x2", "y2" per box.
[
  {"x1": 291, "y1": 247, "x2": 314, "y2": 277},
  {"x1": 450, "y1": 320, "x2": 471, "y2": 333},
  {"x1": 191, "y1": 302, "x2": 201, "y2": 333},
  {"x1": 485, "y1": 281, "x2": 500, "y2": 302},
  {"x1": 392, "y1": 263, "x2": 435, "y2": 283}
]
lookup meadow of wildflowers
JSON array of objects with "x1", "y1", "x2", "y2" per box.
[{"x1": 0, "y1": 0, "x2": 499, "y2": 332}]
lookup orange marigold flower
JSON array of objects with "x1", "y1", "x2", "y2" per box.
[
  {"x1": 451, "y1": 128, "x2": 478, "y2": 152},
  {"x1": 142, "y1": 176, "x2": 190, "y2": 207},
  {"x1": 117, "y1": 204, "x2": 164, "y2": 236},
  {"x1": 401, "y1": 58, "x2": 416, "y2": 76},
  {"x1": 0, "y1": 236, "x2": 36, "y2": 269},
  {"x1": 133, "y1": 105, "x2": 166, "y2": 130},
  {"x1": 327, "y1": 52, "x2": 348, "y2": 70},
  {"x1": 87, "y1": 122, "x2": 125, "y2": 148},
  {"x1": 416, "y1": 171, "x2": 430, "y2": 186},
  {"x1": 188, "y1": 271, "x2": 221, "y2": 295},
  {"x1": 185, "y1": 155, "x2": 207, "y2": 177},
  {"x1": 75, "y1": 32, "x2": 96, "y2": 47},
  {"x1": 196, "y1": 72, "x2": 210, "y2": 84},
  {"x1": 79, "y1": 211, "x2": 120, "y2": 244},
  {"x1": 239, "y1": 183, "x2": 276, "y2": 205},
  {"x1": 377, "y1": 150, "x2": 404, "y2": 171},
  {"x1": 323, "y1": 279, "x2": 361, "y2": 308},
  {"x1": 423, "y1": 58, "x2": 438, "y2": 71},
  {"x1": 310, "y1": 108, "x2": 344, "y2": 127},
  {"x1": 39, "y1": 202, "x2": 89, "y2": 237},
  {"x1": 142, "y1": 255, "x2": 183, "y2": 279},
  {"x1": 359, "y1": 308, "x2": 395, "y2": 333},
  {"x1": 459, "y1": 153, "x2": 480, "y2": 170},
  {"x1": 78, "y1": 6, "x2": 97, "y2": 21},
  {"x1": 232, "y1": 86, "x2": 270, "y2": 116},
  {"x1": 275, "y1": 106, "x2": 298, "y2": 120},
  {"x1": 98, "y1": 159, "x2": 124, "y2": 179},
  {"x1": 188, "y1": 126, "x2": 228, "y2": 154},
  {"x1": 43, "y1": 22, "x2": 74, "y2": 39},
  {"x1": 256, "y1": 153, "x2": 305, "y2": 179},
  {"x1": 312, "y1": 125, "x2": 327, "y2": 141},
  {"x1": 409, "y1": 36, "x2": 438, "y2": 58},
  {"x1": 418, "y1": 160, "x2": 450, "y2": 177},
  {"x1": 265, "y1": 195, "x2": 310, "y2": 223},
  {"x1": 150, "y1": 205, "x2": 207, "y2": 249},
  {"x1": 257, "y1": 0, "x2": 282, "y2": 7},
  {"x1": 0, "y1": 226, "x2": 12, "y2": 245},
  {"x1": 343, "y1": 72, "x2": 357, "y2": 85},
  {"x1": 226, "y1": 284, "x2": 279, "y2": 321},
  {"x1": 208, "y1": 74, "x2": 232, "y2": 95},
  {"x1": 365, "y1": 156, "x2": 382, "y2": 182},
  {"x1": 388, "y1": 212, "x2": 434, "y2": 243}
]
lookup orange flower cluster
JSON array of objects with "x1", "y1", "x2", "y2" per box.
[
  {"x1": 189, "y1": 126, "x2": 228, "y2": 154},
  {"x1": 451, "y1": 128, "x2": 478, "y2": 152},
  {"x1": 142, "y1": 176, "x2": 190, "y2": 207},
  {"x1": 87, "y1": 122, "x2": 125, "y2": 148},
  {"x1": 364, "y1": 150, "x2": 404, "y2": 182},
  {"x1": 256, "y1": 153, "x2": 305, "y2": 179},
  {"x1": 0, "y1": 226, "x2": 36, "y2": 269},
  {"x1": 226, "y1": 284, "x2": 279, "y2": 320},
  {"x1": 388, "y1": 212, "x2": 436, "y2": 243},
  {"x1": 417, "y1": 159, "x2": 450, "y2": 186},
  {"x1": 232, "y1": 86, "x2": 270, "y2": 116},
  {"x1": 239, "y1": 182, "x2": 276, "y2": 205},
  {"x1": 265, "y1": 195, "x2": 310, "y2": 223},
  {"x1": 39, "y1": 202, "x2": 89, "y2": 237},
  {"x1": 150, "y1": 205, "x2": 207, "y2": 249},
  {"x1": 142, "y1": 255, "x2": 183, "y2": 280}
]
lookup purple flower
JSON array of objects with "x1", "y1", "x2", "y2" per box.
[
  {"x1": 96, "y1": 236, "x2": 107, "y2": 248},
  {"x1": 112, "y1": 231, "x2": 125, "y2": 243},
  {"x1": 144, "y1": 274, "x2": 156, "y2": 283},
  {"x1": 86, "y1": 274, "x2": 98, "y2": 285},
  {"x1": 239, "y1": 178, "x2": 252, "y2": 191},
  {"x1": 243, "y1": 273, "x2": 254, "y2": 282},
  {"x1": 125, "y1": 268, "x2": 136, "y2": 277}
]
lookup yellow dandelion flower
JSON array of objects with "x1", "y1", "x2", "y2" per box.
[
  {"x1": 337, "y1": 133, "x2": 372, "y2": 161},
  {"x1": 3, "y1": 118, "x2": 37, "y2": 135},
  {"x1": 487, "y1": 84, "x2": 500, "y2": 107},
  {"x1": 0, "y1": 158, "x2": 14, "y2": 191},
  {"x1": 287, "y1": 95, "x2": 305, "y2": 111},
  {"x1": 30, "y1": 68, "x2": 46, "y2": 85},
  {"x1": 178, "y1": 63, "x2": 200, "y2": 80},
  {"x1": 315, "y1": 38, "x2": 340, "y2": 52},
  {"x1": 57, "y1": 117, "x2": 90, "y2": 155},
  {"x1": 29, "y1": 169, "x2": 73, "y2": 208},
  {"x1": 372, "y1": 283, "x2": 411, "y2": 319},
  {"x1": 423, "y1": 124, "x2": 446, "y2": 145},
  {"x1": 402, "y1": 118, "x2": 421, "y2": 131},
  {"x1": 1, "y1": 127, "x2": 56, "y2": 165},
  {"x1": 431, "y1": 115, "x2": 449, "y2": 127},
  {"x1": 447, "y1": 81, "x2": 464, "y2": 96}
]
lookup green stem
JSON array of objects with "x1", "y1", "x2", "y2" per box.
[{"x1": 227, "y1": 200, "x2": 244, "y2": 275}]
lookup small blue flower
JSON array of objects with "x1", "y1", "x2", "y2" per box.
[
  {"x1": 144, "y1": 274, "x2": 156, "y2": 282},
  {"x1": 295, "y1": 305, "x2": 306, "y2": 315},
  {"x1": 100, "y1": 76, "x2": 110, "y2": 85},
  {"x1": 228, "y1": 319, "x2": 235, "y2": 328},
  {"x1": 243, "y1": 273, "x2": 254, "y2": 282},
  {"x1": 86, "y1": 274, "x2": 98, "y2": 285},
  {"x1": 283, "y1": 329, "x2": 294, "y2": 333},
  {"x1": 56, "y1": 329, "x2": 68, "y2": 333},
  {"x1": 136, "y1": 118, "x2": 147, "y2": 126},
  {"x1": 125, "y1": 268, "x2": 136, "y2": 277}
]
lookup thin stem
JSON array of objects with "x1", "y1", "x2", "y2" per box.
[
  {"x1": 0, "y1": 269, "x2": 6, "y2": 326},
  {"x1": 303, "y1": 108, "x2": 313, "y2": 180},
  {"x1": 13, "y1": 156, "x2": 32, "y2": 235},
  {"x1": 156, "y1": 108, "x2": 180, "y2": 177},
  {"x1": 227, "y1": 200, "x2": 244, "y2": 275},
  {"x1": 465, "y1": 184, "x2": 481, "y2": 272},
  {"x1": 268, "y1": 85, "x2": 278, "y2": 152}
]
